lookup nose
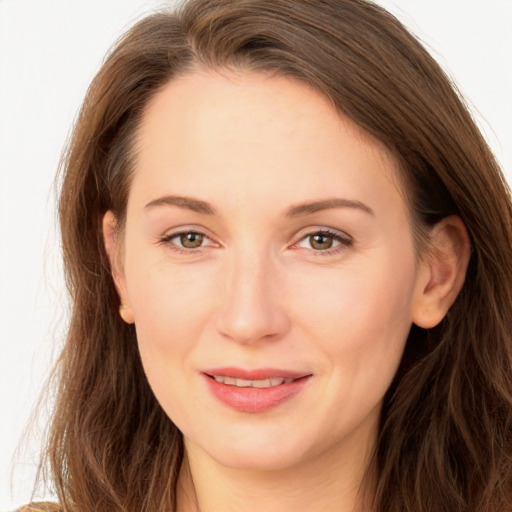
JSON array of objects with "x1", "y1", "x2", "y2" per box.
[{"x1": 214, "y1": 249, "x2": 290, "y2": 344}]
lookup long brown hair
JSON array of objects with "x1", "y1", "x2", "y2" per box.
[{"x1": 25, "y1": 1, "x2": 512, "y2": 511}]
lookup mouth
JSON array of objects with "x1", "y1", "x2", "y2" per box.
[
  {"x1": 202, "y1": 368, "x2": 313, "y2": 413},
  {"x1": 207, "y1": 375, "x2": 301, "y2": 388}
]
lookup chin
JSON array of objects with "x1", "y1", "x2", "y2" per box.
[
  {"x1": 188, "y1": 424, "x2": 316, "y2": 472},
  {"x1": 213, "y1": 445, "x2": 306, "y2": 472}
]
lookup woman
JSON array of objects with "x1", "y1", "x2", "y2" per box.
[{"x1": 22, "y1": 0, "x2": 512, "y2": 511}]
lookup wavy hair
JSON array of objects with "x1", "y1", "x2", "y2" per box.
[{"x1": 24, "y1": 1, "x2": 512, "y2": 511}]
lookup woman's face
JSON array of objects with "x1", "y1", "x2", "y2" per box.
[{"x1": 110, "y1": 70, "x2": 429, "y2": 472}]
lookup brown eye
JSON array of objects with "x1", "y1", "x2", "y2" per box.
[
  {"x1": 309, "y1": 233, "x2": 334, "y2": 250},
  {"x1": 180, "y1": 232, "x2": 204, "y2": 249},
  {"x1": 296, "y1": 230, "x2": 352, "y2": 253}
]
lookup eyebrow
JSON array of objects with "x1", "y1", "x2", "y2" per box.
[
  {"x1": 144, "y1": 195, "x2": 216, "y2": 215},
  {"x1": 144, "y1": 195, "x2": 374, "y2": 217},
  {"x1": 285, "y1": 198, "x2": 374, "y2": 217}
]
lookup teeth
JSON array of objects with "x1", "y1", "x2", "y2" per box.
[
  {"x1": 252, "y1": 378, "x2": 272, "y2": 388},
  {"x1": 212, "y1": 376, "x2": 295, "y2": 388}
]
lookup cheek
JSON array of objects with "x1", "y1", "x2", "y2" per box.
[
  {"x1": 290, "y1": 250, "x2": 417, "y2": 378},
  {"x1": 125, "y1": 261, "x2": 218, "y2": 425},
  {"x1": 283, "y1": 255, "x2": 417, "y2": 439},
  {"x1": 128, "y1": 264, "x2": 215, "y2": 348}
]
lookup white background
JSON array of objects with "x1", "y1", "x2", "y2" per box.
[{"x1": 1, "y1": 1, "x2": 511, "y2": 509}]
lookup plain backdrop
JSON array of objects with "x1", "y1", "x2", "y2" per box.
[{"x1": 1, "y1": 0, "x2": 511, "y2": 509}]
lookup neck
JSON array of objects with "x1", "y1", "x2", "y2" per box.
[{"x1": 177, "y1": 432, "x2": 376, "y2": 512}]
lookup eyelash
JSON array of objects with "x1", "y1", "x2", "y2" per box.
[
  {"x1": 158, "y1": 230, "x2": 214, "y2": 255},
  {"x1": 158, "y1": 229, "x2": 353, "y2": 256},
  {"x1": 294, "y1": 229, "x2": 353, "y2": 256}
]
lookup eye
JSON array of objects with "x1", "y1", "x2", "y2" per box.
[
  {"x1": 296, "y1": 230, "x2": 352, "y2": 252},
  {"x1": 308, "y1": 233, "x2": 337, "y2": 250},
  {"x1": 176, "y1": 232, "x2": 206, "y2": 249},
  {"x1": 160, "y1": 230, "x2": 212, "y2": 250}
]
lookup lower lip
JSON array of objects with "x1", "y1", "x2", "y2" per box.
[{"x1": 203, "y1": 374, "x2": 311, "y2": 413}]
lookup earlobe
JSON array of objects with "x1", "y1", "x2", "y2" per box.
[
  {"x1": 118, "y1": 303, "x2": 135, "y2": 325},
  {"x1": 412, "y1": 215, "x2": 471, "y2": 329},
  {"x1": 102, "y1": 211, "x2": 135, "y2": 324}
]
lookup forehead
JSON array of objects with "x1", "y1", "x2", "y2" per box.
[{"x1": 131, "y1": 69, "x2": 405, "y2": 219}]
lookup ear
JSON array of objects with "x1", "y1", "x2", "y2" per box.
[
  {"x1": 102, "y1": 211, "x2": 134, "y2": 324},
  {"x1": 412, "y1": 215, "x2": 471, "y2": 329}
]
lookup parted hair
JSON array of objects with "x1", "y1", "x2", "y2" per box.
[{"x1": 24, "y1": 1, "x2": 512, "y2": 511}]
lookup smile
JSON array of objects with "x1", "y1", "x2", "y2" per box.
[
  {"x1": 202, "y1": 368, "x2": 312, "y2": 413},
  {"x1": 210, "y1": 376, "x2": 296, "y2": 388}
]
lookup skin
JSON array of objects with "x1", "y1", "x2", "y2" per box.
[{"x1": 103, "y1": 70, "x2": 470, "y2": 512}]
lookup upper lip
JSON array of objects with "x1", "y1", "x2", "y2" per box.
[{"x1": 203, "y1": 367, "x2": 311, "y2": 380}]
